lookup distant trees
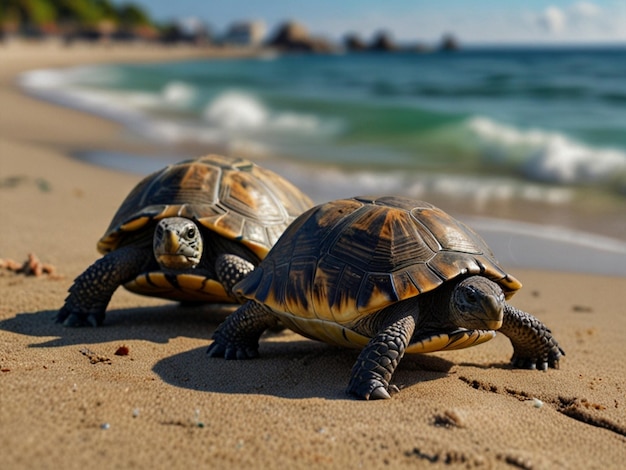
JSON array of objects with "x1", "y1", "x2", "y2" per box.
[
  {"x1": 1, "y1": 2, "x2": 462, "y2": 51},
  {"x1": 0, "y1": 0, "x2": 155, "y2": 37}
]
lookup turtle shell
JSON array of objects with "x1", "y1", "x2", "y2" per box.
[
  {"x1": 97, "y1": 154, "x2": 313, "y2": 302},
  {"x1": 235, "y1": 196, "x2": 522, "y2": 350}
]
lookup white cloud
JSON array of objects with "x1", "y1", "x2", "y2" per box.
[
  {"x1": 530, "y1": 2, "x2": 626, "y2": 42},
  {"x1": 538, "y1": 6, "x2": 566, "y2": 33},
  {"x1": 570, "y1": 1, "x2": 601, "y2": 18},
  {"x1": 306, "y1": 1, "x2": 626, "y2": 44}
]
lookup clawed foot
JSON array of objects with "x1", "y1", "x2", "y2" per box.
[
  {"x1": 501, "y1": 304, "x2": 566, "y2": 372},
  {"x1": 206, "y1": 339, "x2": 259, "y2": 360},
  {"x1": 206, "y1": 300, "x2": 276, "y2": 360},
  {"x1": 55, "y1": 307, "x2": 104, "y2": 327},
  {"x1": 347, "y1": 377, "x2": 399, "y2": 400},
  {"x1": 511, "y1": 344, "x2": 565, "y2": 371}
]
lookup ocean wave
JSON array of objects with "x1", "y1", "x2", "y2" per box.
[
  {"x1": 467, "y1": 116, "x2": 626, "y2": 188},
  {"x1": 125, "y1": 89, "x2": 342, "y2": 153},
  {"x1": 202, "y1": 91, "x2": 325, "y2": 134},
  {"x1": 19, "y1": 68, "x2": 69, "y2": 89},
  {"x1": 161, "y1": 81, "x2": 198, "y2": 108},
  {"x1": 20, "y1": 66, "x2": 162, "y2": 123},
  {"x1": 19, "y1": 67, "x2": 336, "y2": 149},
  {"x1": 18, "y1": 64, "x2": 626, "y2": 197},
  {"x1": 19, "y1": 65, "x2": 122, "y2": 89},
  {"x1": 274, "y1": 163, "x2": 573, "y2": 210}
]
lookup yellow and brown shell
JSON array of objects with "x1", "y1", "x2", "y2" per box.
[
  {"x1": 235, "y1": 196, "x2": 522, "y2": 349},
  {"x1": 98, "y1": 154, "x2": 313, "y2": 258},
  {"x1": 97, "y1": 154, "x2": 313, "y2": 302}
]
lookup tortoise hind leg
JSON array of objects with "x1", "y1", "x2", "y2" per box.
[
  {"x1": 57, "y1": 245, "x2": 152, "y2": 327},
  {"x1": 347, "y1": 311, "x2": 416, "y2": 400},
  {"x1": 499, "y1": 304, "x2": 565, "y2": 370},
  {"x1": 207, "y1": 300, "x2": 278, "y2": 359}
]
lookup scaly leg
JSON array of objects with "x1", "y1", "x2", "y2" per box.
[
  {"x1": 500, "y1": 304, "x2": 565, "y2": 370},
  {"x1": 215, "y1": 253, "x2": 255, "y2": 296},
  {"x1": 347, "y1": 313, "x2": 416, "y2": 400},
  {"x1": 207, "y1": 300, "x2": 279, "y2": 359},
  {"x1": 57, "y1": 246, "x2": 152, "y2": 327}
]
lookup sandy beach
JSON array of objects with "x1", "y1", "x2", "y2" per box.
[{"x1": 1, "y1": 42, "x2": 625, "y2": 469}]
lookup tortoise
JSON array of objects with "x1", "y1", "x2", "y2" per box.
[
  {"x1": 207, "y1": 196, "x2": 564, "y2": 400},
  {"x1": 57, "y1": 154, "x2": 313, "y2": 327}
]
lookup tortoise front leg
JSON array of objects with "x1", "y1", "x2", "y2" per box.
[
  {"x1": 215, "y1": 253, "x2": 255, "y2": 296},
  {"x1": 207, "y1": 300, "x2": 279, "y2": 359},
  {"x1": 347, "y1": 312, "x2": 416, "y2": 400},
  {"x1": 499, "y1": 304, "x2": 565, "y2": 370},
  {"x1": 57, "y1": 245, "x2": 152, "y2": 327}
]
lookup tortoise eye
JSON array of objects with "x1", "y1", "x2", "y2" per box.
[
  {"x1": 186, "y1": 228, "x2": 196, "y2": 239},
  {"x1": 465, "y1": 288, "x2": 478, "y2": 303}
]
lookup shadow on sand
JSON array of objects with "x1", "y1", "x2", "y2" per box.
[
  {"x1": 0, "y1": 303, "x2": 235, "y2": 348},
  {"x1": 1, "y1": 304, "x2": 459, "y2": 400},
  {"x1": 152, "y1": 339, "x2": 456, "y2": 400}
]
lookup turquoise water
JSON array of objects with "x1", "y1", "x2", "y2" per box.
[
  {"x1": 20, "y1": 49, "x2": 626, "y2": 238},
  {"x1": 17, "y1": 48, "x2": 626, "y2": 273},
  {"x1": 21, "y1": 48, "x2": 626, "y2": 193}
]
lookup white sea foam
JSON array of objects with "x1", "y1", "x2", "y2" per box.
[
  {"x1": 272, "y1": 162, "x2": 573, "y2": 210},
  {"x1": 468, "y1": 116, "x2": 626, "y2": 186},
  {"x1": 20, "y1": 68, "x2": 320, "y2": 149},
  {"x1": 161, "y1": 81, "x2": 197, "y2": 107},
  {"x1": 20, "y1": 65, "x2": 122, "y2": 90},
  {"x1": 19, "y1": 67, "x2": 150, "y2": 125},
  {"x1": 202, "y1": 91, "x2": 322, "y2": 133},
  {"x1": 203, "y1": 91, "x2": 269, "y2": 130},
  {"x1": 19, "y1": 68, "x2": 67, "y2": 89},
  {"x1": 18, "y1": 65, "x2": 626, "y2": 197},
  {"x1": 525, "y1": 136, "x2": 626, "y2": 184}
]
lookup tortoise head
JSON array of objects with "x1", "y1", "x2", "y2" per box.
[
  {"x1": 153, "y1": 217, "x2": 204, "y2": 270},
  {"x1": 449, "y1": 275, "x2": 505, "y2": 330}
]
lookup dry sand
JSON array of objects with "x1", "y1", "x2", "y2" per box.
[{"x1": 1, "y1": 43, "x2": 625, "y2": 469}]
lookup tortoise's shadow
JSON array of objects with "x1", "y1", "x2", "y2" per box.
[
  {"x1": 152, "y1": 341, "x2": 456, "y2": 400},
  {"x1": 0, "y1": 304, "x2": 235, "y2": 348},
  {"x1": 1, "y1": 306, "x2": 487, "y2": 400}
]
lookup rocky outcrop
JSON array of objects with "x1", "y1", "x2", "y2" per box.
[
  {"x1": 368, "y1": 32, "x2": 397, "y2": 52},
  {"x1": 439, "y1": 34, "x2": 460, "y2": 51},
  {"x1": 344, "y1": 33, "x2": 367, "y2": 52},
  {"x1": 267, "y1": 21, "x2": 335, "y2": 53}
]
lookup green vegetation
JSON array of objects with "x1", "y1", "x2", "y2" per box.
[{"x1": 0, "y1": 0, "x2": 154, "y2": 33}]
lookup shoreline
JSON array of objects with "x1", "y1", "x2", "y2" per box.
[
  {"x1": 1, "y1": 43, "x2": 625, "y2": 469},
  {"x1": 2, "y1": 42, "x2": 625, "y2": 276},
  {"x1": 8, "y1": 41, "x2": 626, "y2": 244},
  {"x1": 0, "y1": 41, "x2": 263, "y2": 156},
  {"x1": 74, "y1": 148, "x2": 626, "y2": 276}
]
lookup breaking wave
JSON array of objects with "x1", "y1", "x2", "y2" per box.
[
  {"x1": 466, "y1": 116, "x2": 626, "y2": 190},
  {"x1": 18, "y1": 61, "x2": 626, "y2": 196}
]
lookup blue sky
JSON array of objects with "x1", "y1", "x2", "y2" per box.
[{"x1": 124, "y1": 0, "x2": 626, "y2": 45}]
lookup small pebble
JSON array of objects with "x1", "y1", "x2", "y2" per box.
[
  {"x1": 192, "y1": 409, "x2": 204, "y2": 427},
  {"x1": 530, "y1": 398, "x2": 543, "y2": 408},
  {"x1": 132, "y1": 408, "x2": 140, "y2": 418},
  {"x1": 100, "y1": 423, "x2": 110, "y2": 430}
]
